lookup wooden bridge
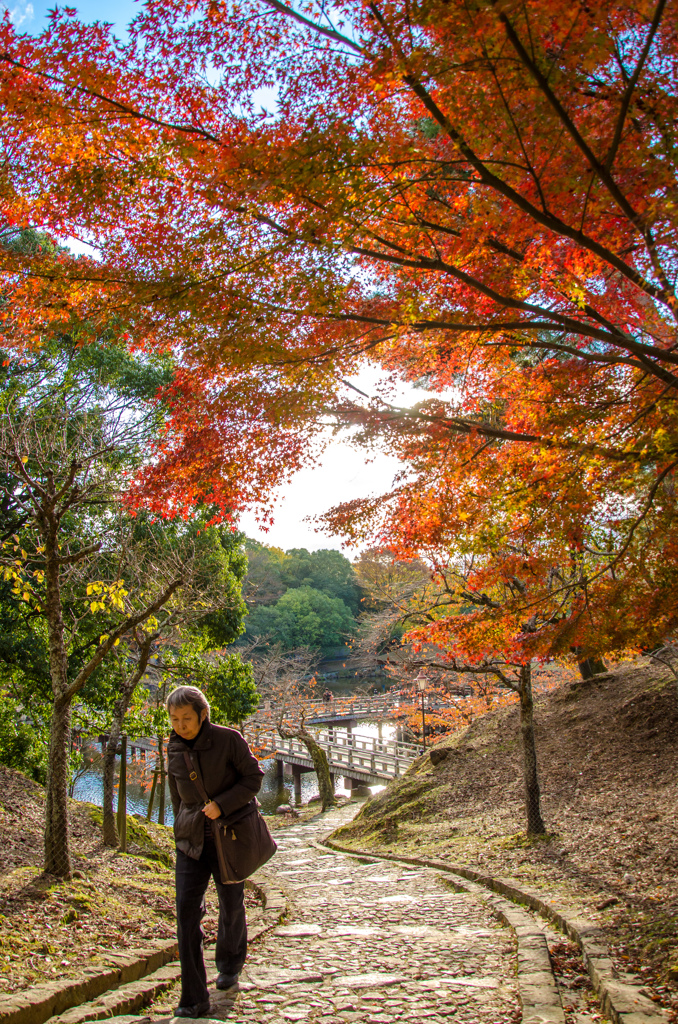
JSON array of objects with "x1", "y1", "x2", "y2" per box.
[
  {"x1": 249, "y1": 690, "x2": 463, "y2": 728},
  {"x1": 265, "y1": 729, "x2": 425, "y2": 802}
]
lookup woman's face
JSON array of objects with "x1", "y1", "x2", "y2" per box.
[{"x1": 169, "y1": 704, "x2": 207, "y2": 740}]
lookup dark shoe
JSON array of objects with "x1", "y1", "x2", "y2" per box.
[
  {"x1": 173, "y1": 1002, "x2": 211, "y2": 1018},
  {"x1": 216, "y1": 972, "x2": 239, "y2": 990}
]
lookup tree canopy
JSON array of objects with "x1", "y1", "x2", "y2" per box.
[
  {"x1": 246, "y1": 585, "x2": 355, "y2": 652},
  {"x1": 243, "y1": 542, "x2": 359, "y2": 651},
  {"x1": 0, "y1": 325, "x2": 253, "y2": 872},
  {"x1": 0, "y1": 0, "x2": 676, "y2": 672}
]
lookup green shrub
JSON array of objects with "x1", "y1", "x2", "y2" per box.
[{"x1": 0, "y1": 694, "x2": 49, "y2": 783}]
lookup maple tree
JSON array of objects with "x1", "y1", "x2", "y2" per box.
[
  {"x1": 245, "y1": 640, "x2": 337, "y2": 809},
  {"x1": 0, "y1": 1, "x2": 676, "y2": 682},
  {"x1": 351, "y1": 549, "x2": 581, "y2": 832}
]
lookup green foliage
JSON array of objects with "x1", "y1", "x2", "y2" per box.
[
  {"x1": 279, "y1": 548, "x2": 361, "y2": 613},
  {"x1": 0, "y1": 692, "x2": 49, "y2": 783},
  {"x1": 246, "y1": 584, "x2": 355, "y2": 652},
  {"x1": 242, "y1": 539, "x2": 286, "y2": 607},
  {"x1": 242, "y1": 541, "x2": 361, "y2": 652},
  {"x1": 245, "y1": 541, "x2": 360, "y2": 610},
  {"x1": 0, "y1": 330, "x2": 250, "y2": 758},
  {"x1": 207, "y1": 652, "x2": 259, "y2": 725},
  {"x1": 158, "y1": 643, "x2": 258, "y2": 726},
  {"x1": 190, "y1": 526, "x2": 248, "y2": 647}
]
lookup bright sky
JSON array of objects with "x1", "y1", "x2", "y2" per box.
[
  {"x1": 238, "y1": 369, "x2": 427, "y2": 553},
  {"x1": 4, "y1": 0, "x2": 140, "y2": 32},
  {"x1": 4, "y1": 0, "x2": 431, "y2": 554}
]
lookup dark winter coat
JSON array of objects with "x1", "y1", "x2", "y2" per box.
[{"x1": 167, "y1": 722, "x2": 265, "y2": 860}]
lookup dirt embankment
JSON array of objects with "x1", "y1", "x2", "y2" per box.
[
  {"x1": 331, "y1": 659, "x2": 678, "y2": 1016},
  {"x1": 0, "y1": 768, "x2": 260, "y2": 995}
]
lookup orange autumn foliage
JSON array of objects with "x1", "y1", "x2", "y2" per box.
[{"x1": 0, "y1": 0, "x2": 677, "y2": 664}]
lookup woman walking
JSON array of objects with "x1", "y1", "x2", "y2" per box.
[{"x1": 166, "y1": 685, "x2": 265, "y2": 1018}]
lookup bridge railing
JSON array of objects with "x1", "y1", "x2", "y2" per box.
[
  {"x1": 272, "y1": 731, "x2": 423, "y2": 779},
  {"x1": 313, "y1": 729, "x2": 422, "y2": 759},
  {"x1": 247, "y1": 693, "x2": 461, "y2": 726}
]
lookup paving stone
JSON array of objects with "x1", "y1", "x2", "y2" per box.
[
  {"x1": 171, "y1": 804, "x2": 522, "y2": 1024},
  {"x1": 331, "y1": 974, "x2": 407, "y2": 989},
  {"x1": 274, "y1": 925, "x2": 323, "y2": 937}
]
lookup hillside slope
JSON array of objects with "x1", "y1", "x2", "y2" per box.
[
  {"x1": 332, "y1": 660, "x2": 678, "y2": 1013},
  {"x1": 0, "y1": 767, "x2": 261, "y2": 996}
]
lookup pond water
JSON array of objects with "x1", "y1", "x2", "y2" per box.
[{"x1": 73, "y1": 722, "x2": 392, "y2": 823}]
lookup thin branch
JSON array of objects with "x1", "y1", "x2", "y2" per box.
[
  {"x1": 258, "y1": 0, "x2": 364, "y2": 53},
  {"x1": 605, "y1": 0, "x2": 668, "y2": 169}
]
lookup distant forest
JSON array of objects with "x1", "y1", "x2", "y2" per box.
[{"x1": 241, "y1": 541, "x2": 363, "y2": 654}]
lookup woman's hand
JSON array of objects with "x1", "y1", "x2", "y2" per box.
[{"x1": 202, "y1": 800, "x2": 222, "y2": 820}]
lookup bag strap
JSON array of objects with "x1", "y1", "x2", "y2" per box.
[
  {"x1": 183, "y1": 750, "x2": 235, "y2": 883},
  {"x1": 183, "y1": 750, "x2": 211, "y2": 805}
]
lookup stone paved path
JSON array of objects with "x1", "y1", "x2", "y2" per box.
[{"x1": 152, "y1": 805, "x2": 522, "y2": 1024}]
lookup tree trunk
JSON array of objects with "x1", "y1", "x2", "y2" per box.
[
  {"x1": 44, "y1": 694, "x2": 73, "y2": 876},
  {"x1": 298, "y1": 728, "x2": 336, "y2": 810},
  {"x1": 43, "y1": 517, "x2": 73, "y2": 878},
  {"x1": 157, "y1": 736, "x2": 167, "y2": 825},
  {"x1": 518, "y1": 663, "x2": 546, "y2": 835},
  {"x1": 102, "y1": 720, "x2": 122, "y2": 847},
  {"x1": 278, "y1": 721, "x2": 337, "y2": 811},
  {"x1": 102, "y1": 684, "x2": 138, "y2": 846},
  {"x1": 102, "y1": 641, "x2": 155, "y2": 845},
  {"x1": 577, "y1": 656, "x2": 608, "y2": 680}
]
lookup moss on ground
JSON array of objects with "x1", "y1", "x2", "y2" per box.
[{"x1": 86, "y1": 805, "x2": 173, "y2": 866}]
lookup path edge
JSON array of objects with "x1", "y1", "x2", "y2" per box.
[
  {"x1": 320, "y1": 838, "x2": 668, "y2": 1024},
  {"x1": 0, "y1": 879, "x2": 287, "y2": 1024}
]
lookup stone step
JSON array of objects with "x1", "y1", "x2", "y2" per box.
[
  {"x1": 0, "y1": 941, "x2": 180, "y2": 1024},
  {"x1": 42, "y1": 882, "x2": 287, "y2": 1024},
  {"x1": 48, "y1": 962, "x2": 186, "y2": 1024}
]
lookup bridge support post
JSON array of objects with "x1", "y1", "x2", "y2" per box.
[
  {"x1": 343, "y1": 776, "x2": 353, "y2": 793},
  {"x1": 276, "y1": 758, "x2": 284, "y2": 780},
  {"x1": 292, "y1": 764, "x2": 302, "y2": 805}
]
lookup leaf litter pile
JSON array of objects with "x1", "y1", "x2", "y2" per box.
[
  {"x1": 0, "y1": 767, "x2": 262, "y2": 995},
  {"x1": 332, "y1": 659, "x2": 678, "y2": 1019}
]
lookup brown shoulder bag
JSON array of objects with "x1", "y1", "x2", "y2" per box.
[{"x1": 183, "y1": 751, "x2": 277, "y2": 884}]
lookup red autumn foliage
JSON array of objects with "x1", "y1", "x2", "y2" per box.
[{"x1": 0, "y1": 0, "x2": 676, "y2": 665}]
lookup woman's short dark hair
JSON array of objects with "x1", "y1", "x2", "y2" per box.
[{"x1": 166, "y1": 686, "x2": 211, "y2": 720}]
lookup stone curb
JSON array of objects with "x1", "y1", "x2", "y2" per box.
[
  {"x1": 46, "y1": 878, "x2": 289, "y2": 1024},
  {"x1": 1, "y1": 879, "x2": 288, "y2": 1024},
  {"x1": 320, "y1": 839, "x2": 668, "y2": 1024}
]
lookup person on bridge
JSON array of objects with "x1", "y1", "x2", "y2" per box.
[{"x1": 166, "y1": 685, "x2": 265, "y2": 1018}]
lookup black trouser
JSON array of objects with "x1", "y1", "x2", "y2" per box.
[{"x1": 175, "y1": 837, "x2": 247, "y2": 1007}]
